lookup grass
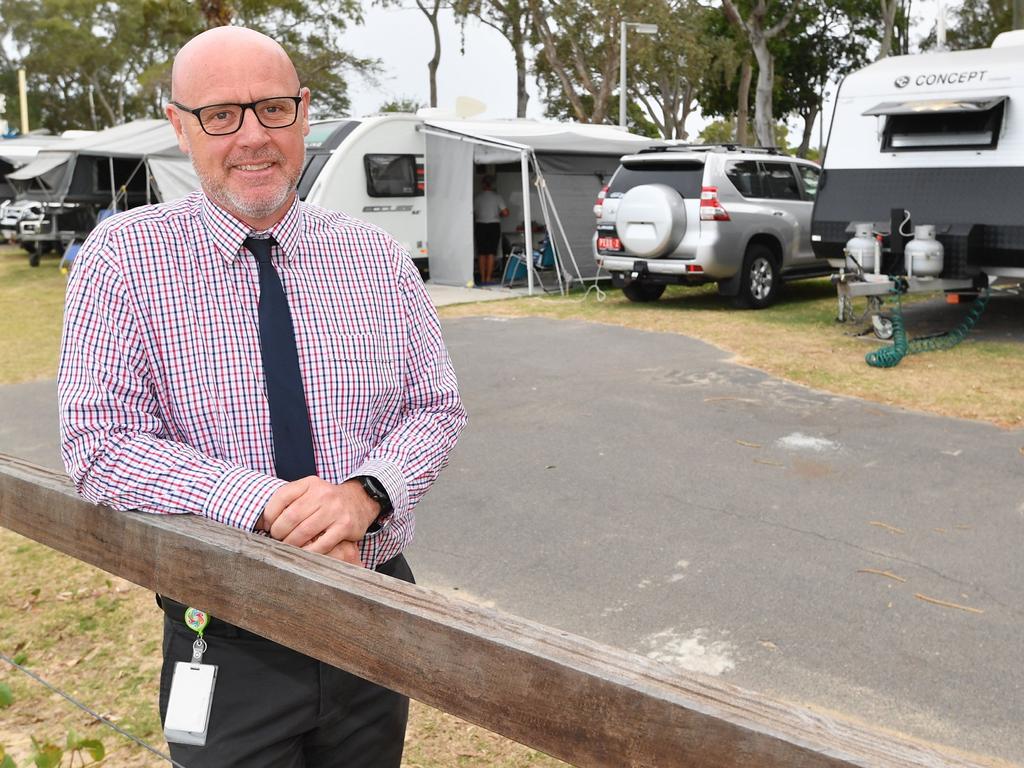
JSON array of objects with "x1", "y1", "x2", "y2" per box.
[
  {"x1": 2, "y1": 242, "x2": 1022, "y2": 764},
  {"x1": 438, "y1": 279, "x2": 1024, "y2": 427},
  {"x1": 0, "y1": 248, "x2": 67, "y2": 384}
]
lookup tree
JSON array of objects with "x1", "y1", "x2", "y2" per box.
[
  {"x1": 877, "y1": 0, "x2": 900, "y2": 59},
  {"x1": 690, "y1": 8, "x2": 753, "y2": 144},
  {"x1": 0, "y1": 0, "x2": 370, "y2": 131},
  {"x1": 529, "y1": 0, "x2": 652, "y2": 124},
  {"x1": 773, "y1": 0, "x2": 876, "y2": 156},
  {"x1": 627, "y1": 0, "x2": 723, "y2": 139},
  {"x1": 453, "y1": 0, "x2": 531, "y2": 116},
  {"x1": 379, "y1": 97, "x2": 423, "y2": 113},
  {"x1": 940, "y1": 0, "x2": 1013, "y2": 49},
  {"x1": 721, "y1": 0, "x2": 802, "y2": 148}
]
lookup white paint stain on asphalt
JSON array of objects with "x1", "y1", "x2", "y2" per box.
[
  {"x1": 638, "y1": 629, "x2": 736, "y2": 676},
  {"x1": 776, "y1": 432, "x2": 840, "y2": 452}
]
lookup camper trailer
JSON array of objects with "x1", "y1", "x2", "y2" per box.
[
  {"x1": 811, "y1": 30, "x2": 1024, "y2": 316},
  {"x1": 5, "y1": 120, "x2": 197, "y2": 264},
  {"x1": 300, "y1": 114, "x2": 657, "y2": 290}
]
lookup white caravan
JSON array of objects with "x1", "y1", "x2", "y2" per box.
[
  {"x1": 300, "y1": 114, "x2": 657, "y2": 290},
  {"x1": 811, "y1": 30, "x2": 1024, "y2": 307}
]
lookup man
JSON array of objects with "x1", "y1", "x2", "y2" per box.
[
  {"x1": 472, "y1": 174, "x2": 509, "y2": 285},
  {"x1": 57, "y1": 26, "x2": 466, "y2": 767}
]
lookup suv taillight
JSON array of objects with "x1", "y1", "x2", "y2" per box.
[
  {"x1": 593, "y1": 185, "x2": 608, "y2": 218},
  {"x1": 699, "y1": 186, "x2": 730, "y2": 221}
]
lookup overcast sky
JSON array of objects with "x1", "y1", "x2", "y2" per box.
[{"x1": 339, "y1": 2, "x2": 946, "y2": 127}]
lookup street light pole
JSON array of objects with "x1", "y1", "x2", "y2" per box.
[
  {"x1": 618, "y1": 21, "x2": 659, "y2": 128},
  {"x1": 619, "y1": 21, "x2": 627, "y2": 128}
]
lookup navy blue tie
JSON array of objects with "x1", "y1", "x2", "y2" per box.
[{"x1": 245, "y1": 236, "x2": 317, "y2": 481}]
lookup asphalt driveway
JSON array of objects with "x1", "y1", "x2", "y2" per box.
[{"x1": 2, "y1": 316, "x2": 1021, "y2": 764}]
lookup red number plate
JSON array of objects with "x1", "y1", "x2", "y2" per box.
[{"x1": 597, "y1": 236, "x2": 622, "y2": 251}]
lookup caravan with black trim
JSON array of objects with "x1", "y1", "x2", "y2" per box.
[{"x1": 812, "y1": 30, "x2": 1024, "y2": 287}]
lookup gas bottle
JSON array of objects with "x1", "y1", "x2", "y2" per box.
[
  {"x1": 844, "y1": 223, "x2": 875, "y2": 271},
  {"x1": 904, "y1": 225, "x2": 944, "y2": 277}
]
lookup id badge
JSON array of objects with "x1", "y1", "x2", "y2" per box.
[
  {"x1": 164, "y1": 608, "x2": 216, "y2": 746},
  {"x1": 164, "y1": 660, "x2": 217, "y2": 745}
]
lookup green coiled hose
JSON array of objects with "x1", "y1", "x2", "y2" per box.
[{"x1": 865, "y1": 284, "x2": 991, "y2": 368}]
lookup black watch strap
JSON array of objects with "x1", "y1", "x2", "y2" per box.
[{"x1": 357, "y1": 475, "x2": 393, "y2": 516}]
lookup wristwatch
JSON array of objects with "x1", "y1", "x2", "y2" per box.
[{"x1": 356, "y1": 475, "x2": 393, "y2": 517}]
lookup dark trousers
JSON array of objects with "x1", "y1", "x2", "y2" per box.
[{"x1": 158, "y1": 554, "x2": 414, "y2": 768}]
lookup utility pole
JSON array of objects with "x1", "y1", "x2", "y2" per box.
[{"x1": 18, "y1": 69, "x2": 29, "y2": 135}]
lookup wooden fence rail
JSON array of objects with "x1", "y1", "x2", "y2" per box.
[{"x1": 0, "y1": 455, "x2": 992, "y2": 768}]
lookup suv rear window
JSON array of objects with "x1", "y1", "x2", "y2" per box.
[{"x1": 609, "y1": 161, "x2": 704, "y2": 199}]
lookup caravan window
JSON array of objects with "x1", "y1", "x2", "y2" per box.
[
  {"x1": 881, "y1": 101, "x2": 1004, "y2": 152},
  {"x1": 364, "y1": 154, "x2": 425, "y2": 197}
]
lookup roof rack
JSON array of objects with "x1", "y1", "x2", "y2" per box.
[{"x1": 637, "y1": 144, "x2": 787, "y2": 156}]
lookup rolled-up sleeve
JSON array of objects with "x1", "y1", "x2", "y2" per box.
[
  {"x1": 58, "y1": 230, "x2": 283, "y2": 531},
  {"x1": 354, "y1": 245, "x2": 467, "y2": 536}
]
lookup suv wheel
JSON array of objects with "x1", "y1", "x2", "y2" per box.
[
  {"x1": 734, "y1": 244, "x2": 779, "y2": 309},
  {"x1": 623, "y1": 281, "x2": 666, "y2": 303}
]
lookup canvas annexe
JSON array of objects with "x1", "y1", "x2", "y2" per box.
[{"x1": 300, "y1": 114, "x2": 657, "y2": 292}]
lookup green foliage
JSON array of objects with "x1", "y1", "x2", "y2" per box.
[
  {"x1": 627, "y1": 0, "x2": 725, "y2": 139},
  {"x1": 13, "y1": 651, "x2": 28, "y2": 666},
  {"x1": 0, "y1": 682, "x2": 12, "y2": 708},
  {"x1": 3, "y1": 732, "x2": 105, "y2": 767},
  {"x1": 378, "y1": 97, "x2": 423, "y2": 114},
  {"x1": 922, "y1": 0, "x2": 1013, "y2": 50},
  {"x1": 0, "y1": 0, "x2": 372, "y2": 131},
  {"x1": 697, "y1": 119, "x2": 789, "y2": 150},
  {"x1": 28, "y1": 737, "x2": 62, "y2": 768},
  {"x1": 66, "y1": 730, "x2": 105, "y2": 763}
]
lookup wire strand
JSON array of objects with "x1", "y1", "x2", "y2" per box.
[{"x1": 0, "y1": 650, "x2": 188, "y2": 768}]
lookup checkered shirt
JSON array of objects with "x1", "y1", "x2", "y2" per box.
[{"x1": 58, "y1": 191, "x2": 466, "y2": 568}]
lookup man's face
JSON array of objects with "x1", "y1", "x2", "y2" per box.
[{"x1": 166, "y1": 49, "x2": 309, "y2": 229}]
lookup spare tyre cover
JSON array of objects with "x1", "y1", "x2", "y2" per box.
[{"x1": 614, "y1": 183, "x2": 686, "y2": 259}]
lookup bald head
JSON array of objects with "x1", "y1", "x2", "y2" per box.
[
  {"x1": 171, "y1": 26, "x2": 299, "y2": 105},
  {"x1": 165, "y1": 25, "x2": 310, "y2": 230}
]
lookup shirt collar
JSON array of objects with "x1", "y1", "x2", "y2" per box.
[{"x1": 201, "y1": 193, "x2": 305, "y2": 266}]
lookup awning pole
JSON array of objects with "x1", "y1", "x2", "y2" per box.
[
  {"x1": 109, "y1": 156, "x2": 116, "y2": 211},
  {"x1": 521, "y1": 150, "x2": 534, "y2": 296}
]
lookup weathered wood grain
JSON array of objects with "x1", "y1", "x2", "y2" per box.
[{"x1": 0, "y1": 455, "x2": 997, "y2": 768}]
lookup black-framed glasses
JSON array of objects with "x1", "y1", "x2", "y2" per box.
[{"x1": 171, "y1": 94, "x2": 303, "y2": 136}]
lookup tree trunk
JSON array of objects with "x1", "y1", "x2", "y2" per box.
[
  {"x1": 736, "y1": 57, "x2": 752, "y2": 145},
  {"x1": 797, "y1": 102, "x2": 817, "y2": 158},
  {"x1": 418, "y1": 0, "x2": 443, "y2": 107},
  {"x1": 529, "y1": 1, "x2": 591, "y2": 121},
  {"x1": 750, "y1": 32, "x2": 773, "y2": 147},
  {"x1": 877, "y1": 0, "x2": 899, "y2": 60},
  {"x1": 513, "y1": 35, "x2": 529, "y2": 117}
]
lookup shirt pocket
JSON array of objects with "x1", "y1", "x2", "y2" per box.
[{"x1": 323, "y1": 333, "x2": 402, "y2": 444}]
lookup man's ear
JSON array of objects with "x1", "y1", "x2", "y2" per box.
[
  {"x1": 300, "y1": 87, "x2": 311, "y2": 137},
  {"x1": 165, "y1": 104, "x2": 191, "y2": 156}
]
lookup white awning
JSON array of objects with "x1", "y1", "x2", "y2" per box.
[
  {"x1": 6, "y1": 151, "x2": 72, "y2": 180},
  {"x1": 863, "y1": 96, "x2": 1008, "y2": 116},
  {"x1": 147, "y1": 156, "x2": 199, "y2": 202}
]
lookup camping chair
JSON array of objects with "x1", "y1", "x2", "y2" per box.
[
  {"x1": 500, "y1": 244, "x2": 529, "y2": 287},
  {"x1": 500, "y1": 238, "x2": 556, "y2": 291}
]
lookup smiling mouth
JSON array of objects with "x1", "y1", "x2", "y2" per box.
[{"x1": 235, "y1": 162, "x2": 274, "y2": 171}]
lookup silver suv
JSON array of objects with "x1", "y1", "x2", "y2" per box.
[{"x1": 593, "y1": 145, "x2": 828, "y2": 308}]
